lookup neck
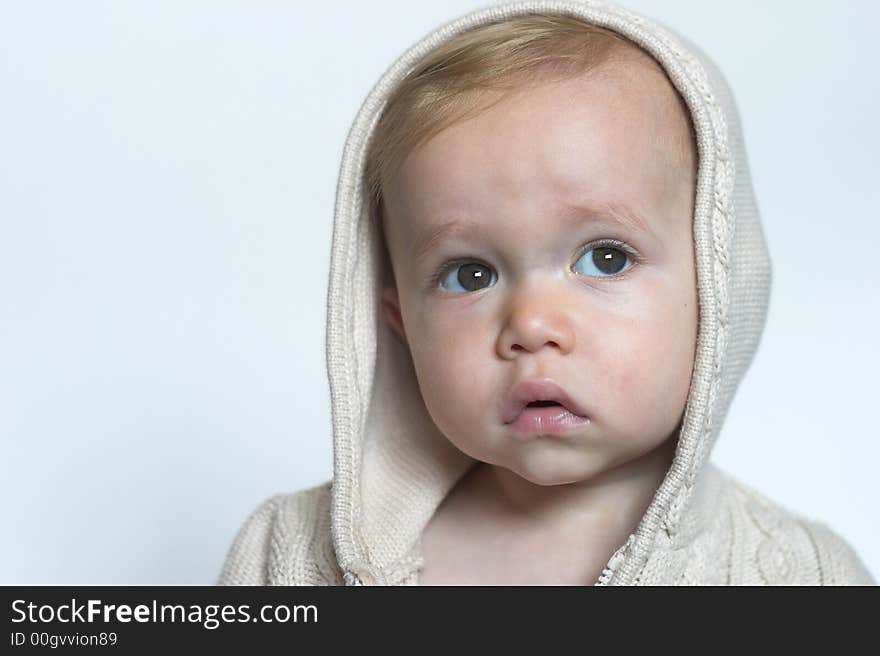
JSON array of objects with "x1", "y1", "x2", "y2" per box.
[{"x1": 478, "y1": 435, "x2": 678, "y2": 537}]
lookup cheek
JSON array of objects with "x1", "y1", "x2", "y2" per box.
[
  {"x1": 403, "y1": 306, "x2": 495, "y2": 432},
  {"x1": 407, "y1": 308, "x2": 470, "y2": 373},
  {"x1": 606, "y1": 283, "x2": 697, "y2": 428}
]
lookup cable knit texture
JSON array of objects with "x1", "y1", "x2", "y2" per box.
[{"x1": 217, "y1": 0, "x2": 875, "y2": 586}]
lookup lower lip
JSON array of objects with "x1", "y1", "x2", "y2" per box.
[{"x1": 507, "y1": 406, "x2": 591, "y2": 437}]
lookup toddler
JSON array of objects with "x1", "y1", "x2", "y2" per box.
[{"x1": 218, "y1": 0, "x2": 875, "y2": 585}]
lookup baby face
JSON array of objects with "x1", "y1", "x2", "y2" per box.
[{"x1": 380, "y1": 54, "x2": 698, "y2": 486}]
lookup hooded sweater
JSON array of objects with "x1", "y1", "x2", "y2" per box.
[{"x1": 217, "y1": 0, "x2": 876, "y2": 586}]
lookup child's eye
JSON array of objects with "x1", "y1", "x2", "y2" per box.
[
  {"x1": 437, "y1": 261, "x2": 497, "y2": 293},
  {"x1": 573, "y1": 241, "x2": 635, "y2": 278},
  {"x1": 432, "y1": 240, "x2": 636, "y2": 294}
]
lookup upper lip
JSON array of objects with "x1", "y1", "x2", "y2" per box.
[{"x1": 502, "y1": 378, "x2": 590, "y2": 424}]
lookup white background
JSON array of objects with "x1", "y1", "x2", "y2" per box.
[{"x1": 1, "y1": 0, "x2": 877, "y2": 584}]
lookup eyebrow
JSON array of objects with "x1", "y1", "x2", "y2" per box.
[{"x1": 413, "y1": 202, "x2": 656, "y2": 261}]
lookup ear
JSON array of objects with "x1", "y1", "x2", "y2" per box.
[{"x1": 381, "y1": 286, "x2": 408, "y2": 347}]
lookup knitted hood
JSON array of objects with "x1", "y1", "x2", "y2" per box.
[{"x1": 326, "y1": 0, "x2": 770, "y2": 586}]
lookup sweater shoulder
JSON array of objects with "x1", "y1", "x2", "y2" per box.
[
  {"x1": 216, "y1": 480, "x2": 338, "y2": 585},
  {"x1": 725, "y1": 474, "x2": 875, "y2": 585},
  {"x1": 798, "y1": 518, "x2": 876, "y2": 585}
]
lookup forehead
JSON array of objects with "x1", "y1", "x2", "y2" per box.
[{"x1": 382, "y1": 54, "x2": 695, "y2": 253}]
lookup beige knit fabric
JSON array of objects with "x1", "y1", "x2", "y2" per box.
[{"x1": 217, "y1": 0, "x2": 876, "y2": 586}]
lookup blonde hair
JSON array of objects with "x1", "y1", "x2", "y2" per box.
[{"x1": 364, "y1": 13, "x2": 659, "y2": 226}]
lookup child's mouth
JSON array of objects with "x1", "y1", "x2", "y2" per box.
[
  {"x1": 502, "y1": 377, "x2": 592, "y2": 436},
  {"x1": 508, "y1": 402, "x2": 591, "y2": 437}
]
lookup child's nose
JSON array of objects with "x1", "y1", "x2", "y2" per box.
[{"x1": 495, "y1": 281, "x2": 576, "y2": 359}]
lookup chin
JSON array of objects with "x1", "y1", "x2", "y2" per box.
[{"x1": 509, "y1": 453, "x2": 602, "y2": 487}]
